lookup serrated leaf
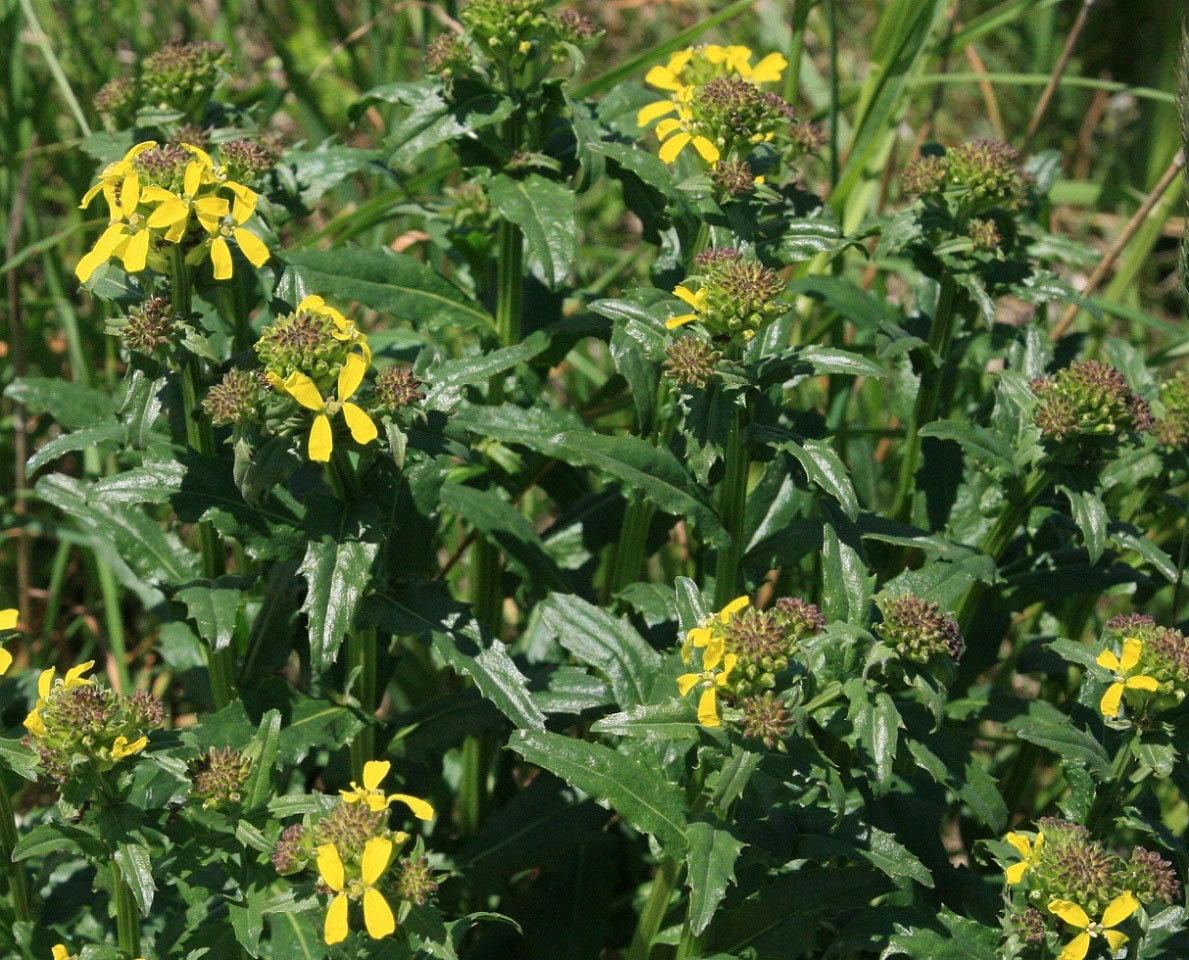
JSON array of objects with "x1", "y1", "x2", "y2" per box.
[
  {"x1": 799, "y1": 346, "x2": 887, "y2": 380},
  {"x1": 918, "y1": 420, "x2": 1015, "y2": 473},
  {"x1": 781, "y1": 436, "x2": 860, "y2": 521},
  {"x1": 115, "y1": 841, "x2": 156, "y2": 914},
  {"x1": 882, "y1": 908, "x2": 1000, "y2": 959},
  {"x1": 27, "y1": 422, "x2": 125, "y2": 475},
  {"x1": 685, "y1": 821, "x2": 746, "y2": 935},
  {"x1": 590, "y1": 701, "x2": 700, "y2": 739},
  {"x1": 176, "y1": 577, "x2": 243, "y2": 653},
  {"x1": 1016, "y1": 717, "x2": 1110, "y2": 777},
  {"x1": 426, "y1": 333, "x2": 550, "y2": 411},
  {"x1": 5, "y1": 376, "x2": 116, "y2": 428},
  {"x1": 487, "y1": 173, "x2": 577, "y2": 289},
  {"x1": 821, "y1": 514, "x2": 873, "y2": 623},
  {"x1": 1060, "y1": 485, "x2": 1109, "y2": 564}
]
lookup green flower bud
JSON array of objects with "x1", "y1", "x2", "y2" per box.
[
  {"x1": 1124, "y1": 847, "x2": 1181, "y2": 905},
  {"x1": 554, "y1": 8, "x2": 597, "y2": 43},
  {"x1": 967, "y1": 217, "x2": 1001, "y2": 250},
  {"x1": 271, "y1": 823, "x2": 306, "y2": 875},
  {"x1": 141, "y1": 40, "x2": 228, "y2": 114},
  {"x1": 313, "y1": 800, "x2": 388, "y2": 864},
  {"x1": 395, "y1": 855, "x2": 440, "y2": 906},
  {"x1": 902, "y1": 154, "x2": 950, "y2": 198},
  {"x1": 1031, "y1": 361, "x2": 1152, "y2": 455},
  {"x1": 1027, "y1": 818, "x2": 1123, "y2": 916},
  {"x1": 190, "y1": 747, "x2": 253, "y2": 810},
  {"x1": 739, "y1": 691, "x2": 792, "y2": 749},
  {"x1": 663, "y1": 337, "x2": 721, "y2": 388},
  {"x1": 690, "y1": 75, "x2": 795, "y2": 156},
  {"x1": 426, "y1": 33, "x2": 470, "y2": 77},
  {"x1": 710, "y1": 159, "x2": 758, "y2": 198},
  {"x1": 219, "y1": 138, "x2": 279, "y2": 186},
  {"x1": 93, "y1": 77, "x2": 140, "y2": 129},
  {"x1": 255, "y1": 306, "x2": 354, "y2": 386},
  {"x1": 1153, "y1": 370, "x2": 1189, "y2": 448},
  {"x1": 1104, "y1": 614, "x2": 1189, "y2": 701},
  {"x1": 946, "y1": 138, "x2": 1025, "y2": 206},
  {"x1": 374, "y1": 366, "x2": 426, "y2": 412},
  {"x1": 133, "y1": 142, "x2": 192, "y2": 193},
  {"x1": 120, "y1": 295, "x2": 177, "y2": 355},
  {"x1": 1012, "y1": 907, "x2": 1048, "y2": 945},
  {"x1": 876, "y1": 593, "x2": 964, "y2": 664},
  {"x1": 686, "y1": 248, "x2": 786, "y2": 341},
  {"x1": 204, "y1": 369, "x2": 265, "y2": 427}
]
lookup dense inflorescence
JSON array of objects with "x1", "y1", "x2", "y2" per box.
[
  {"x1": 141, "y1": 40, "x2": 228, "y2": 113},
  {"x1": 876, "y1": 593, "x2": 964, "y2": 665},
  {"x1": 1031, "y1": 360, "x2": 1152, "y2": 457},
  {"x1": 190, "y1": 747, "x2": 253, "y2": 810},
  {"x1": 663, "y1": 337, "x2": 722, "y2": 387}
]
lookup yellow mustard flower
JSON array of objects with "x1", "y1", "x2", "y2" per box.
[
  {"x1": 276, "y1": 353, "x2": 378, "y2": 462},
  {"x1": 1047, "y1": 893, "x2": 1138, "y2": 960},
  {"x1": 297, "y1": 295, "x2": 372, "y2": 366},
  {"x1": 141, "y1": 149, "x2": 226, "y2": 243},
  {"x1": 683, "y1": 595, "x2": 749, "y2": 666},
  {"x1": 1002, "y1": 830, "x2": 1044, "y2": 885},
  {"x1": 1096, "y1": 637, "x2": 1158, "y2": 718},
  {"x1": 0, "y1": 608, "x2": 17, "y2": 676},
  {"x1": 667, "y1": 284, "x2": 710, "y2": 331},
  {"x1": 52, "y1": 947, "x2": 70, "y2": 960},
  {"x1": 341, "y1": 760, "x2": 435, "y2": 820},
  {"x1": 75, "y1": 141, "x2": 159, "y2": 283},
  {"x1": 25, "y1": 660, "x2": 94, "y2": 737},
  {"x1": 197, "y1": 182, "x2": 270, "y2": 280},
  {"x1": 111, "y1": 735, "x2": 149, "y2": 760},
  {"x1": 318, "y1": 837, "x2": 398, "y2": 944},
  {"x1": 677, "y1": 652, "x2": 738, "y2": 727}
]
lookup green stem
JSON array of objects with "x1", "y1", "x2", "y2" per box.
[
  {"x1": 93, "y1": 550, "x2": 132, "y2": 695},
  {"x1": 713, "y1": 399, "x2": 752, "y2": 609},
  {"x1": 0, "y1": 770, "x2": 31, "y2": 924},
  {"x1": 626, "y1": 859, "x2": 683, "y2": 960},
  {"x1": 348, "y1": 626, "x2": 378, "y2": 781},
  {"x1": 457, "y1": 735, "x2": 488, "y2": 837},
  {"x1": 784, "y1": 0, "x2": 814, "y2": 107},
  {"x1": 216, "y1": 280, "x2": 251, "y2": 355},
  {"x1": 112, "y1": 861, "x2": 141, "y2": 957},
  {"x1": 674, "y1": 923, "x2": 703, "y2": 960},
  {"x1": 892, "y1": 273, "x2": 959, "y2": 524},
  {"x1": 1085, "y1": 733, "x2": 1137, "y2": 833},
  {"x1": 607, "y1": 498, "x2": 657, "y2": 598},
  {"x1": 170, "y1": 246, "x2": 234, "y2": 709}
]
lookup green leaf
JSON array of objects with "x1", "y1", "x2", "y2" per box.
[
  {"x1": 918, "y1": 420, "x2": 1016, "y2": 473},
  {"x1": 5, "y1": 376, "x2": 116, "y2": 428},
  {"x1": 281, "y1": 248, "x2": 493, "y2": 334},
  {"x1": 12, "y1": 822, "x2": 105, "y2": 861},
  {"x1": 1059, "y1": 485, "x2": 1109, "y2": 564},
  {"x1": 27, "y1": 422, "x2": 125, "y2": 475},
  {"x1": 685, "y1": 821, "x2": 746, "y2": 935},
  {"x1": 176, "y1": 577, "x2": 243, "y2": 653},
  {"x1": 780, "y1": 436, "x2": 861, "y2": 521},
  {"x1": 798, "y1": 815, "x2": 933, "y2": 888},
  {"x1": 245, "y1": 709, "x2": 282, "y2": 809},
  {"x1": 453, "y1": 401, "x2": 584, "y2": 448},
  {"x1": 511, "y1": 729, "x2": 688, "y2": 851},
  {"x1": 360, "y1": 81, "x2": 513, "y2": 164},
  {"x1": 440, "y1": 484, "x2": 568, "y2": 590},
  {"x1": 590, "y1": 701, "x2": 701, "y2": 739},
  {"x1": 538, "y1": 593, "x2": 662, "y2": 708},
  {"x1": 799, "y1": 346, "x2": 887, "y2": 380},
  {"x1": 846, "y1": 685, "x2": 903, "y2": 791},
  {"x1": 768, "y1": 217, "x2": 845, "y2": 261},
  {"x1": 882, "y1": 907, "x2": 1001, "y2": 959},
  {"x1": 546, "y1": 431, "x2": 728, "y2": 546},
  {"x1": 299, "y1": 500, "x2": 381, "y2": 674},
  {"x1": 115, "y1": 840, "x2": 156, "y2": 914},
  {"x1": 821, "y1": 514, "x2": 874, "y2": 623},
  {"x1": 427, "y1": 333, "x2": 551, "y2": 411},
  {"x1": 1016, "y1": 717, "x2": 1110, "y2": 777},
  {"x1": 487, "y1": 173, "x2": 577, "y2": 289},
  {"x1": 906, "y1": 738, "x2": 1008, "y2": 832},
  {"x1": 281, "y1": 145, "x2": 382, "y2": 207}
]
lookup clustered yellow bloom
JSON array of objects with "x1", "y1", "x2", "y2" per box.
[
  {"x1": 1096, "y1": 637, "x2": 1158, "y2": 718},
  {"x1": 1047, "y1": 892, "x2": 1138, "y2": 960},
  {"x1": 24, "y1": 660, "x2": 94, "y2": 737},
  {"x1": 677, "y1": 596, "x2": 749, "y2": 727},
  {"x1": 341, "y1": 760, "x2": 436, "y2": 820},
  {"x1": 76, "y1": 141, "x2": 269, "y2": 283},
  {"x1": 318, "y1": 836, "x2": 400, "y2": 944},
  {"x1": 1002, "y1": 829, "x2": 1044, "y2": 885},
  {"x1": 637, "y1": 44, "x2": 787, "y2": 165},
  {"x1": 0, "y1": 606, "x2": 16, "y2": 675},
  {"x1": 667, "y1": 283, "x2": 709, "y2": 331}
]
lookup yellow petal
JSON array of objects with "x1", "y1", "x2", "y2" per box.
[
  {"x1": 65, "y1": 661, "x2": 94, "y2": 687},
  {"x1": 362, "y1": 888, "x2": 396, "y2": 939},
  {"x1": 364, "y1": 793, "x2": 388, "y2": 812},
  {"x1": 53, "y1": 946, "x2": 70, "y2": 960},
  {"x1": 1004, "y1": 860, "x2": 1029, "y2": 885},
  {"x1": 164, "y1": 220, "x2": 187, "y2": 244},
  {"x1": 309, "y1": 414, "x2": 333, "y2": 462},
  {"x1": 702, "y1": 635, "x2": 725, "y2": 671},
  {"x1": 0, "y1": 609, "x2": 17, "y2": 631},
  {"x1": 23, "y1": 709, "x2": 45, "y2": 737},
  {"x1": 1058, "y1": 933, "x2": 1091, "y2": 960},
  {"x1": 718, "y1": 652, "x2": 738, "y2": 682},
  {"x1": 1104, "y1": 931, "x2": 1129, "y2": 953},
  {"x1": 210, "y1": 236, "x2": 233, "y2": 280},
  {"x1": 1096, "y1": 649, "x2": 1121, "y2": 671},
  {"x1": 750, "y1": 52, "x2": 788, "y2": 84},
  {"x1": 677, "y1": 673, "x2": 700, "y2": 697},
  {"x1": 691, "y1": 136, "x2": 721, "y2": 165},
  {"x1": 298, "y1": 294, "x2": 326, "y2": 312},
  {"x1": 655, "y1": 118, "x2": 683, "y2": 141},
  {"x1": 1004, "y1": 832, "x2": 1032, "y2": 859},
  {"x1": 316, "y1": 843, "x2": 345, "y2": 892},
  {"x1": 38, "y1": 666, "x2": 55, "y2": 699},
  {"x1": 1099, "y1": 682, "x2": 1124, "y2": 718},
  {"x1": 665, "y1": 313, "x2": 697, "y2": 330},
  {"x1": 390, "y1": 793, "x2": 435, "y2": 821},
  {"x1": 687, "y1": 626, "x2": 711, "y2": 648},
  {"x1": 703, "y1": 44, "x2": 727, "y2": 63},
  {"x1": 195, "y1": 196, "x2": 229, "y2": 233},
  {"x1": 234, "y1": 228, "x2": 269, "y2": 267},
  {"x1": 0, "y1": 647, "x2": 11, "y2": 676},
  {"x1": 363, "y1": 760, "x2": 390, "y2": 791},
  {"x1": 124, "y1": 140, "x2": 158, "y2": 162},
  {"x1": 283, "y1": 371, "x2": 326, "y2": 411},
  {"x1": 696, "y1": 686, "x2": 720, "y2": 727},
  {"x1": 1101, "y1": 891, "x2": 1139, "y2": 928},
  {"x1": 112, "y1": 735, "x2": 147, "y2": 759},
  {"x1": 659, "y1": 132, "x2": 692, "y2": 164},
  {"x1": 77, "y1": 223, "x2": 128, "y2": 280},
  {"x1": 1119, "y1": 637, "x2": 1142, "y2": 672},
  {"x1": 1126, "y1": 674, "x2": 1159, "y2": 692},
  {"x1": 147, "y1": 197, "x2": 190, "y2": 228},
  {"x1": 79, "y1": 181, "x2": 104, "y2": 209},
  {"x1": 719, "y1": 596, "x2": 750, "y2": 620},
  {"x1": 361, "y1": 835, "x2": 393, "y2": 886},
  {"x1": 644, "y1": 65, "x2": 682, "y2": 92},
  {"x1": 338, "y1": 352, "x2": 367, "y2": 401},
  {"x1": 120, "y1": 229, "x2": 151, "y2": 274},
  {"x1": 120, "y1": 170, "x2": 141, "y2": 217},
  {"x1": 342, "y1": 403, "x2": 378, "y2": 446},
  {"x1": 231, "y1": 191, "x2": 257, "y2": 224},
  {"x1": 181, "y1": 144, "x2": 214, "y2": 169},
  {"x1": 324, "y1": 893, "x2": 349, "y2": 945},
  {"x1": 637, "y1": 100, "x2": 678, "y2": 128},
  {"x1": 183, "y1": 161, "x2": 204, "y2": 197},
  {"x1": 673, "y1": 285, "x2": 702, "y2": 309},
  {"x1": 1048, "y1": 899, "x2": 1090, "y2": 930}
]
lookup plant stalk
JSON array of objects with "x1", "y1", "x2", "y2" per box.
[
  {"x1": 713, "y1": 398, "x2": 751, "y2": 609},
  {"x1": 347, "y1": 626, "x2": 378, "y2": 781},
  {"x1": 0, "y1": 772, "x2": 31, "y2": 924},
  {"x1": 892, "y1": 272, "x2": 958, "y2": 524},
  {"x1": 626, "y1": 858, "x2": 683, "y2": 960},
  {"x1": 112, "y1": 862, "x2": 141, "y2": 957}
]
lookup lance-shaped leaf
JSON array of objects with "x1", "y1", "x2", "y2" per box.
[
  {"x1": 685, "y1": 821, "x2": 747, "y2": 935},
  {"x1": 487, "y1": 173, "x2": 577, "y2": 290}
]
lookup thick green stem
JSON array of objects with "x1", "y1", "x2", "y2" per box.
[
  {"x1": 112, "y1": 861, "x2": 141, "y2": 957},
  {"x1": 713, "y1": 400, "x2": 751, "y2": 609},
  {"x1": 348, "y1": 626, "x2": 378, "y2": 781},
  {"x1": 216, "y1": 280, "x2": 252, "y2": 355},
  {"x1": 608, "y1": 498, "x2": 658, "y2": 598},
  {"x1": 626, "y1": 859, "x2": 683, "y2": 960},
  {"x1": 1085, "y1": 733, "x2": 1137, "y2": 833},
  {"x1": 892, "y1": 273, "x2": 958, "y2": 524},
  {"x1": 170, "y1": 246, "x2": 234, "y2": 709},
  {"x1": 783, "y1": 0, "x2": 814, "y2": 108},
  {"x1": 0, "y1": 771, "x2": 31, "y2": 924}
]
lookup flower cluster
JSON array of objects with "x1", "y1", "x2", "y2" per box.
[
  {"x1": 271, "y1": 761, "x2": 437, "y2": 945},
  {"x1": 92, "y1": 40, "x2": 228, "y2": 128},
  {"x1": 1031, "y1": 360, "x2": 1152, "y2": 459},
  {"x1": 190, "y1": 746, "x2": 253, "y2": 810},
  {"x1": 664, "y1": 337, "x2": 722, "y2": 387},
  {"x1": 999, "y1": 818, "x2": 1179, "y2": 958},
  {"x1": 76, "y1": 140, "x2": 271, "y2": 284},
  {"x1": 903, "y1": 139, "x2": 1027, "y2": 210},
  {"x1": 875, "y1": 593, "x2": 964, "y2": 666},
  {"x1": 677, "y1": 594, "x2": 824, "y2": 730},
  {"x1": 23, "y1": 662, "x2": 163, "y2": 782},
  {"x1": 1098, "y1": 614, "x2": 1189, "y2": 712},
  {"x1": 1152, "y1": 369, "x2": 1189, "y2": 448},
  {"x1": 667, "y1": 248, "x2": 787, "y2": 343},
  {"x1": 636, "y1": 44, "x2": 818, "y2": 192}
]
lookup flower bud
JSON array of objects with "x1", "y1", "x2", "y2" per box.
[
  {"x1": 1031, "y1": 361, "x2": 1152, "y2": 452},
  {"x1": 1026, "y1": 818, "x2": 1121, "y2": 916},
  {"x1": 191, "y1": 746, "x2": 253, "y2": 810},
  {"x1": 967, "y1": 217, "x2": 1001, "y2": 250},
  {"x1": 395, "y1": 855, "x2": 440, "y2": 905},
  {"x1": 946, "y1": 138, "x2": 1025, "y2": 206},
  {"x1": 426, "y1": 33, "x2": 470, "y2": 77},
  {"x1": 374, "y1": 366, "x2": 426, "y2": 412},
  {"x1": 663, "y1": 337, "x2": 721, "y2": 388},
  {"x1": 739, "y1": 691, "x2": 792, "y2": 749},
  {"x1": 271, "y1": 823, "x2": 307, "y2": 875},
  {"x1": 1124, "y1": 847, "x2": 1182, "y2": 905},
  {"x1": 554, "y1": 9, "x2": 597, "y2": 43},
  {"x1": 256, "y1": 306, "x2": 354, "y2": 385},
  {"x1": 1153, "y1": 370, "x2": 1189, "y2": 448},
  {"x1": 313, "y1": 800, "x2": 388, "y2": 864},
  {"x1": 141, "y1": 40, "x2": 228, "y2": 114},
  {"x1": 121, "y1": 295, "x2": 177, "y2": 355},
  {"x1": 710, "y1": 159, "x2": 758, "y2": 198},
  {"x1": 220, "y1": 138, "x2": 280, "y2": 186},
  {"x1": 205, "y1": 369, "x2": 264, "y2": 427},
  {"x1": 902, "y1": 154, "x2": 950, "y2": 198},
  {"x1": 93, "y1": 77, "x2": 139, "y2": 129},
  {"x1": 133, "y1": 143, "x2": 192, "y2": 193},
  {"x1": 876, "y1": 593, "x2": 964, "y2": 664}
]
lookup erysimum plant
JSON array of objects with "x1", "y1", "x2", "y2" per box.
[{"x1": 2, "y1": 4, "x2": 1188, "y2": 960}]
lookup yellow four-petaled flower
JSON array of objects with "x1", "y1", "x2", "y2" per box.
[
  {"x1": 1096, "y1": 637, "x2": 1158, "y2": 718},
  {"x1": 1047, "y1": 892, "x2": 1138, "y2": 960},
  {"x1": 275, "y1": 353, "x2": 378, "y2": 463},
  {"x1": 318, "y1": 836, "x2": 398, "y2": 944},
  {"x1": 340, "y1": 760, "x2": 435, "y2": 820},
  {"x1": 1002, "y1": 829, "x2": 1044, "y2": 885}
]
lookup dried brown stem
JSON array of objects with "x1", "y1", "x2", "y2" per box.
[{"x1": 1024, "y1": 0, "x2": 1096, "y2": 147}]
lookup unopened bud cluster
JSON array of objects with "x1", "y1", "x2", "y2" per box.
[
  {"x1": 395, "y1": 855, "x2": 440, "y2": 905},
  {"x1": 118, "y1": 295, "x2": 177, "y2": 355},
  {"x1": 204, "y1": 369, "x2": 267, "y2": 427},
  {"x1": 1153, "y1": 369, "x2": 1189, "y2": 448},
  {"x1": 664, "y1": 338, "x2": 722, "y2": 387},
  {"x1": 876, "y1": 593, "x2": 964, "y2": 665},
  {"x1": 739, "y1": 691, "x2": 793, "y2": 748},
  {"x1": 256, "y1": 307, "x2": 355, "y2": 387},
  {"x1": 1031, "y1": 360, "x2": 1152, "y2": 457},
  {"x1": 903, "y1": 139, "x2": 1026, "y2": 209},
  {"x1": 374, "y1": 367, "x2": 426, "y2": 412},
  {"x1": 190, "y1": 746, "x2": 253, "y2": 810},
  {"x1": 723, "y1": 596, "x2": 825, "y2": 697},
  {"x1": 1103, "y1": 614, "x2": 1189, "y2": 707},
  {"x1": 689, "y1": 249, "x2": 787, "y2": 341},
  {"x1": 93, "y1": 41, "x2": 228, "y2": 128}
]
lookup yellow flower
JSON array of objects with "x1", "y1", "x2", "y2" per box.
[
  {"x1": 318, "y1": 837, "x2": 398, "y2": 944},
  {"x1": 297, "y1": 295, "x2": 372, "y2": 366},
  {"x1": 276, "y1": 354, "x2": 378, "y2": 462},
  {"x1": 25, "y1": 660, "x2": 94, "y2": 737},
  {"x1": 75, "y1": 141, "x2": 160, "y2": 283},
  {"x1": 683, "y1": 595, "x2": 749, "y2": 666},
  {"x1": 666, "y1": 284, "x2": 710, "y2": 331},
  {"x1": 743, "y1": 51, "x2": 788, "y2": 84},
  {"x1": 1002, "y1": 830, "x2": 1044, "y2": 885},
  {"x1": 51, "y1": 945, "x2": 70, "y2": 960},
  {"x1": 677, "y1": 652, "x2": 738, "y2": 727},
  {"x1": 1047, "y1": 892, "x2": 1138, "y2": 960},
  {"x1": 340, "y1": 760, "x2": 435, "y2": 820},
  {"x1": 141, "y1": 150, "x2": 227, "y2": 243},
  {"x1": 0, "y1": 608, "x2": 16, "y2": 676},
  {"x1": 1096, "y1": 637, "x2": 1158, "y2": 718},
  {"x1": 112, "y1": 735, "x2": 148, "y2": 760},
  {"x1": 656, "y1": 117, "x2": 720, "y2": 166},
  {"x1": 196, "y1": 182, "x2": 270, "y2": 280},
  {"x1": 78, "y1": 140, "x2": 158, "y2": 216}
]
